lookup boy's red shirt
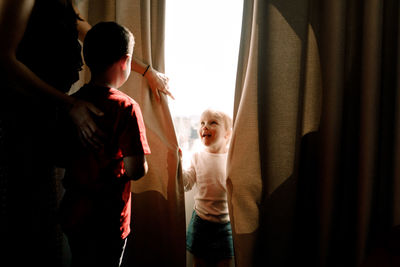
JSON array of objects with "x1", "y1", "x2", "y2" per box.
[{"x1": 59, "y1": 84, "x2": 151, "y2": 239}]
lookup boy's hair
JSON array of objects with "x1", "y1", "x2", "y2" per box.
[
  {"x1": 201, "y1": 109, "x2": 233, "y2": 132},
  {"x1": 83, "y1": 21, "x2": 134, "y2": 73}
]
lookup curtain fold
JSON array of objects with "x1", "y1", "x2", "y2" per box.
[
  {"x1": 227, "y1": 2, "x2": 260, "y2": 266},
  {"x1": 81, "y1": 1, "x2": 185, "y2": 266},
  {"x1": 229, "y1": 0, "x2": 400, "y2": 266}
]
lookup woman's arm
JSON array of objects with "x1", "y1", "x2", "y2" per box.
[
  {"x1": 0, "y1": 0, "x2": 104, "y2": 148},
  {"x1": 0, "y1": 0, "x2": 72, "y2": 105},
  {"x1": 74, "y1": 3, "x2": 174, "y2": 102},
  {"x1": 131, "y1": 58, "x2": 174, "y2": 102}
]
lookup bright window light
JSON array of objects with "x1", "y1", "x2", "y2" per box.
[{"x1": 165, "y1": 0, "x2": 243, "y2": 158}]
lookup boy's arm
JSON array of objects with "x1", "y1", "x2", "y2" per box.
[{"x1": 123, "y1": 154, "x2": 148, "y2": 181}]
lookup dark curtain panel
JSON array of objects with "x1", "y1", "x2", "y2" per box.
[{"x1": 229, "y1": 0, "x2": 400, "y2": 266}]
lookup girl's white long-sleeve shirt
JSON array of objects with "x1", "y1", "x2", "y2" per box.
[{"x1": 183, "y1": 151, "x2": 229, "y2": 223}]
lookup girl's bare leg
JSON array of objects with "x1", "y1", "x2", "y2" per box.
[
  {"x1": 193, "y1": 257, "x2": 233, "y2": 267},
  {"x1": 216, "y1": 258, "x2": 232, "y2": 267},
  {"x1": 193, "y1": 256, "x2": 208, "y2": 267}
]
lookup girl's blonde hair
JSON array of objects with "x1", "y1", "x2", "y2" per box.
[{"x1": 200, "y1": 109, "x2": 232, "y2": 132}]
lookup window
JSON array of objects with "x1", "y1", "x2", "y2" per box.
[
  {"x1": 166, "y1": 0, "x2": 243, "y2": 161},
  {"x1": 165, "y1": 0, "x2": 243, "y2": 242}
]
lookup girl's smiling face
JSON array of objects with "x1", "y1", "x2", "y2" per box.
[{"x1": 198, "y1": 110, "x2": 231, "y2": 154}]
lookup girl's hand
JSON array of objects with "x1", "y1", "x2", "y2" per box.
[
  {"x1": 145, "y1": 67, "x2": 175, "y2": 102},
  {"x1": 68, "y1": 99, "x2": 105, "y2": 149}
]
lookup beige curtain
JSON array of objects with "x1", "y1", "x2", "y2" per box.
[
  {"x1": 77, "y1": 1, "x2": 185, "y2": 266},
  {"x1": 229, "y1": 0, "x2": 400, "y2": 266}
]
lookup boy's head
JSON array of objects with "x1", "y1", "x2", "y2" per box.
[
  {"x1": 198, "y1": 109, "x2": 232, "y2": 153},
  {"x1": 83, "y1": 21, "x2": 134, "y2": 75}
]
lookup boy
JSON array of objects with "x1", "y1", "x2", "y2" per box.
[
  {"x1": 57, "y1": 22, "x2": 150, "y2": 267},
  {"x1": 182, "y1": 109, "x2": 234, "y2": 267}
]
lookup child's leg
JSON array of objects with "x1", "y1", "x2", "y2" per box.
[
  {"x1": 193, "y1": 256, "x2": 233, "y2": 267},
  {"x1": 216, "y1": 258, "x2": 233, "y2": 267},
  {"x1": 192, "y1": 255, "x2": 210, "y2": 267}
]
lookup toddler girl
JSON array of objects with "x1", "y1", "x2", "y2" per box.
[{"x1": 182, "y1": 109, "x2": 234, "y2": 267}]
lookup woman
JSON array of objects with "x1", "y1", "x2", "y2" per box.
[{"x1": 0, "y1": 1, "x2": 170, "y2": 266}]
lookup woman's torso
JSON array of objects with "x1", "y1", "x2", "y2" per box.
[{"x1": 16, "y1": 0, "x2": 83, "y2": 93}]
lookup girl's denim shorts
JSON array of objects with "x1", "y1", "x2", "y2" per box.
[{"x1": 186, "y1": 210, "x2": 234, "y2": 260}]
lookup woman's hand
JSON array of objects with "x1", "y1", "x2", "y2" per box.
[
  {"x1": 144, "y1": 66, "x2": 174, "y2": 102},
  {"x1": 68, "y1": 99, "x2": 105, "y2": 149}
]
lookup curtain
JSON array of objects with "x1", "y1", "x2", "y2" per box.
[
  {"x1": 78, "y1": 1, "x2": 185, "y2": 266},
  {"x1": 228, "y1": 0, "x2": 400, "y2": 266}
]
